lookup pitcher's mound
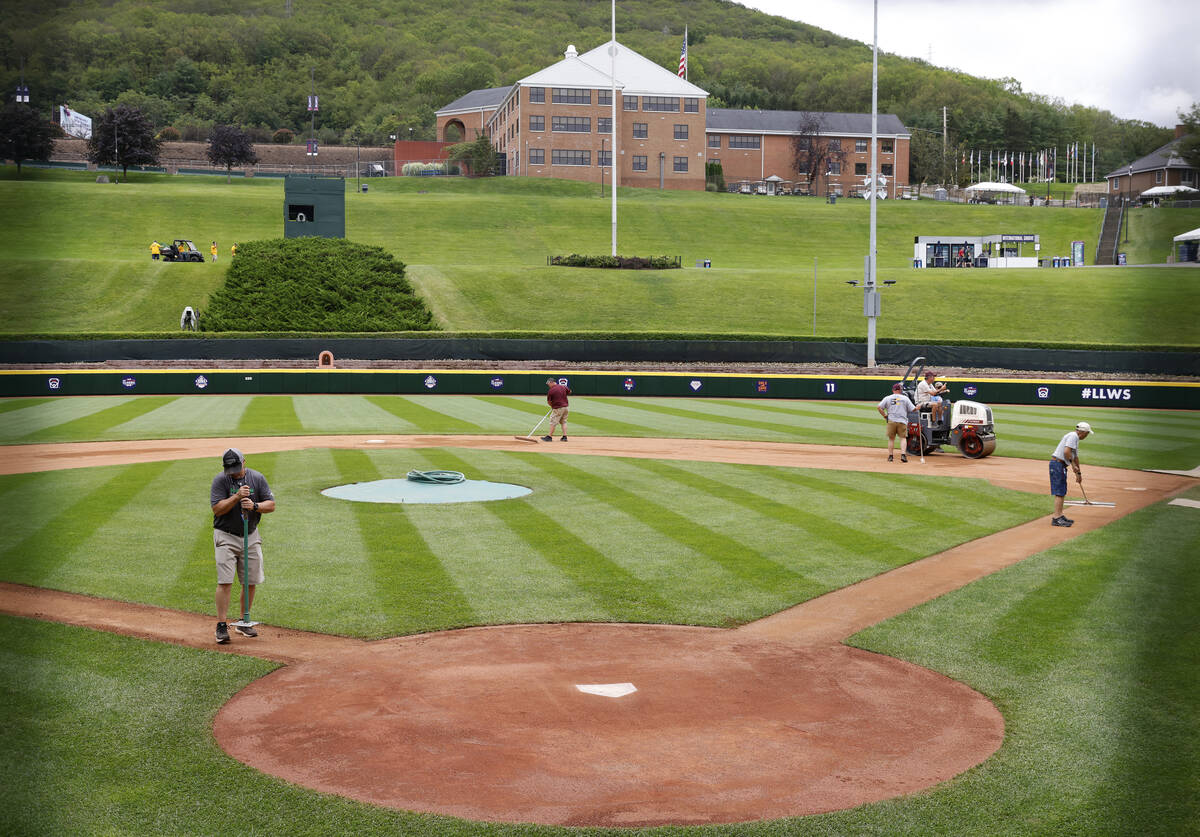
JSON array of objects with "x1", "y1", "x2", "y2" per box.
[{"x1": 215, "y1": 622, "x2": 1002, "y2": 827}]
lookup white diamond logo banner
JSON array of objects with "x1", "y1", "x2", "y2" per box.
[
  {"x1": 576, "y1": 683, "x2": 637, "y2": 698},
  {"x1": 690, "y1": 380, "x2": 702, "y2": 391}
]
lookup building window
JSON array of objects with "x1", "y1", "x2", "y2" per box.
[
  {"x1": 673, "y1": 155, "x2": 688, "y2": 172},
  {"x1": 623, "y1": 95, "x2": 638, "y2": 111},
  {"x1": 529, "y1": 148, "x2": 544, "y2": 165},
  {"x1": 674, "y1": 124, "x2": 688, "y2": 140},
  {"x1": 728, "y1": 135, "x2": 760, "y2": 149},
  {"x1": 632, "y1": 122, "x2": 648, "y2": 139},
  {"x1": 643, "y1": 96, "x2": 679, "y2": 112},
  {"x1": 828, "y1": 139, "x2": 842, "y2": 152},
  {"x1": 598, "y1": 89, "x2": 612, "y2": 106},
  {"x1": 1155, "y1": 170, "x2": 1164, "y2": 184},
  {"x1": 551, "y1": 149, "x2": 591, "y2": 166},
  {"x1": 529, "y1": 115, "x2": 544, "y2": 132},
  {"x1": 855, "y1": 139, "x2": 868, "y2": 152},
  {"x1": 708, "y1": 134, "x2": 721, "y2": 148},
  {"x1": 552, "y1": 87, "x2": 591, "y2": 105},
  {"x1": 684, "y1": 97, "x2": 699, "y2": 113},
  {"x1": 552, "y1": 116, "x2": 591, "y2": 133},
  {"x1": 632, "y1": 155, "x2": 648, "y2": 171},
  {"x1": 1183, "y1": 170, "x2": 1196, "y2": 185},
  {"x1": 881, "y1": 140, "x2": 894, "y2": 153},
  {"x1": 1111, "y1": 176, "x2": 1120, "y2": 190},
  {"x1": 828, "y1": 162, "x2": 841, "y2": 175},
  {"x1": 882, "y1": 163, "x2": 894, "y2": 176},
  {"x1": 529, "y1": 87, "x2": 544, "y2": 104},
  {"x1": 598, "y1": 117, "x2": 612, "y2": 134},
  {"x1": 598, "y1": 150, "x2": 612, "y2": 167},
  {"x1": 855, "y1": 162, "x2": 867, "y2": 176}
]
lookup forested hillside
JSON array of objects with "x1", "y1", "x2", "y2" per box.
[{"x1": 2, "y1": 0, "x2": 1175, "y2": 179}]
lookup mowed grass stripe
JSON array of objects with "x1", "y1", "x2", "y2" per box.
[
  {"x1": 289, "y1": 395, "x2": 420, "y2": 434},
  {"x1": 586, "y1": 397, "x2": 805, "y2": 439},
  {"x1": 236, "y1": 396, "x2": 303, "y2": 436},
  {"x1": 0, "y1": 463, "x2": 170, "y2": 589},
  {"x1": 432, "y1": 449, "x2": 684, "y2": 623},
  {"x1": 117, "y1": 396, "x2": 253, "y2": 440},
  {"x1": 524, "y1": 453, "x2": 807, "y2": 594},
  {"x1": 391, "y1": 449, "x2": 610, "y2": 625},
  {"x1": 0, "y1": 397, "x2": 55, "y2": 415},
  {"x1": 25, "y1": 396, "x2": 180, "y2": 443},
  {"x1": 0, "y1": 396, "x2": 139, "y2": 442},
  {"x1": 365, "y1": 395, "x2": 481, "y2": 433},
  {"x1": 328, "y1": 448, "x2": 476, "y2": 636}
]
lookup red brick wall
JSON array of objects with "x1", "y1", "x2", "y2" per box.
[{"x1": 709, "y1": 134, "x2": 910, "y2": 195}]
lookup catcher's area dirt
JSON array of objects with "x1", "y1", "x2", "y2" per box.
[{"x1": 1, "y1": 436, "x2": 1192, "y2": 827}]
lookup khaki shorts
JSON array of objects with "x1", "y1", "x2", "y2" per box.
[
  {"x1": 885, "y1": 420, "x2": 908, "y2": 440},
  {"x1": 549, "y1": 406, "x2": 569, "y2": 427},
  {"x1": 214, "y1": 528, "x2": 265, "y2": 585}
]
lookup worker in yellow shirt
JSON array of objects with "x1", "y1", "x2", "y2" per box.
[
  {"x1": 210, "y1": 241, "x2": 218, "y2": 263},
  {"x1": 231, "y1": 242, "x2": 238, "y2": 258},
  {"x1": 151, "y1": 240, "x2": 161, "y2": 260}
]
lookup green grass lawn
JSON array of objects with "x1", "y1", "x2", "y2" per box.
[
  {"x1": 2, "y1": 476, "x2": 1194, "y2": 836},
  {"x1": 4, "y1": 167, "x2": 1196, "y2": 346},
  {"x1": 1123, "y1": 204, "x2": 1200, "y2": 265}
]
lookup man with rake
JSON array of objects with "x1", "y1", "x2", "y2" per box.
[
  {"x1": 542, "y1": 377, "x2": 572, "y2": 442},
  {"x1": 1049, "y1": 422, "x2": 1092, "y2": 527},
  {"x1": 210, "y1": 448, "x2": 275, "y2": 643}
]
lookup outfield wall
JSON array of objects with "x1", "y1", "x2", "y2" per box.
[
  {"x1": 1, "y1": 339, "x2": 1197, "y2": 376},
  {"x1": 4, "y1": 368, "x2": 1196, "y2": 409}
]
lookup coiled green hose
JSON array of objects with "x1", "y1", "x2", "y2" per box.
[{"x1": 405, "y1": 469, "x2": 466, "y2": 484}]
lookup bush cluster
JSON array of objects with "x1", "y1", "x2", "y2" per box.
[
  {"x1": 550, "y1": 254, "x2": 681, "y2": 270},
  {"x1": 200, "y1": 238, "x2": 437, "y2": 333},
  {"x1": 401, "y1": 161, "x2": 460, "y2": 176}
]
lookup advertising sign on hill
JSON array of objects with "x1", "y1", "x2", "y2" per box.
[{"x1": 58, "y1": 105, "x2": 92, "y2": 139}]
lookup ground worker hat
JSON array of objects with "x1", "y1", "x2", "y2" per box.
[
  {"x1": 1075, "y1": 421, "x2": 1094, "y2": 434},
  {"x1": 892, "y1": 382, "x2": 903, "y2": 391},
  {"x1": 222, "y1": 448, "x2": 245, "y2": 475}
]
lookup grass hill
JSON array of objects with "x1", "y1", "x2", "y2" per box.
[
  {"x1": 5, "y1": 0, "x2": 1174, "y2": 180},
  {"x1": 1, "y1": 168, "x2": 1196, "y2": 348}
]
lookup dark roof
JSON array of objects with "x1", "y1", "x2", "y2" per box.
[
  {"x1": 706, "y1": 108, "x2": 909, "y2": 136},
  {"x1": 1105, "y1": 134, "x2": 1195, "y2": 178},
  {"x1": 438, "y1": 86, "x2": 512, "y2": 114}
]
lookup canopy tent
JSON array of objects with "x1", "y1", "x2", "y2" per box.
[
  {"x1": 1141, "y1": 185, "x2": 1199, "y2": 198},
  {"x1": 1173, "y1": 226, "x2": 1200, "y2": 242},
  {"x1": 965, "y1": 181, "x2": 1026, "y2": 193}
]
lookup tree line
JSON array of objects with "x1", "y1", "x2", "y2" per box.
[{"x1": 1, "y1": 0, "x2": 1187, "y2": 181}]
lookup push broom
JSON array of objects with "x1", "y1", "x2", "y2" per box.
[
  {"x1": 232, "y1": 508, "x2": 258, "y2": 629},
  {"x1": 515, "y1": 409, "x2": 553, "y2": 443}
]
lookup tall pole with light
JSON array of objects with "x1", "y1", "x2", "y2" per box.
[
  {"x1": 610, "y1": 0, "x2": 618, "y2": 257},
  {"x1": 864, "y1": 0, "x2": 880, "y2": 367},
  {"x1": 15, "y1": 57, "x2": 30, "y2": 103}
]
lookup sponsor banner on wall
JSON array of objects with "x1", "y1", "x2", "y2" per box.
[{"x1": 59, "y1": 105, "x2": 92, "y2": 139}]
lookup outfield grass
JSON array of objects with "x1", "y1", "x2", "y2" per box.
[
  {"x1": 2, "y1": 479, "x2": 1194, "y2": 837},
  {"x1": 1123, "y1": 204, "x2": 1200, "y2": 265},
  {"x1": 4, "y1": 167, "x2": 1196, "y2": 346},
  {"x1": 2, "y1": 394, "x2": 1197, "y2": 473}
]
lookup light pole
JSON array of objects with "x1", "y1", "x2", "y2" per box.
[
  {"x1": 864, "y1": 0, "x2": 880, "y2": 367},
  {"x1": 600, "y1": 136, "x2": 607, "y2": 197},
  {"x1": 15, "y1": 57, "x2": 29, "y2": 103}
]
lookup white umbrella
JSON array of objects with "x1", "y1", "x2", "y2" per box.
[
  {"x1": 1140, "y1": 185, "x2": 1199, "y2": 198},
  {"x1": 1173, "y1": 226, "x2": 1200, "y2": 242},
  {"x1": 965, "y1": 181, "x2": 1026, "y2": 193}
]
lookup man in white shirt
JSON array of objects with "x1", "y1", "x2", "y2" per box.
[
  {"x1": 877, "y1": 383, "x2": 917, "y2": 463},
  {"x1": 1049, "y1": 421, "x2": 1093, "y2": 527},
  {"x1": 915, "y1": 370, "x2": 949, "y2": 423}
]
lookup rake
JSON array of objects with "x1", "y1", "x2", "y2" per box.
[
  {"x1": 514, "y1": 410, "x2": 553, "y2": 443},
  {"x1": 1064, "y1": 480, "x2": 1115, "y2": 507}
]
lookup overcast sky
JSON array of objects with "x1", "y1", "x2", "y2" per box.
[{"x1": 736, "y1": 0, "x2": 1198, "y2": 127}]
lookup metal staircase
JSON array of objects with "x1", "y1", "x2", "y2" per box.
[{"x1": 1095, "y1": 202, "x2": 1122, "y2": 265}]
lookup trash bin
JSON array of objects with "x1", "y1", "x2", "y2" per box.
[
  {"x1": 828, "y1": 195, "x2": 837, "y2": 205},
  {"x1": 1052, "y1": 257, "x2": 1060, "y2": 267},
  {"x1": 361, "y1": 184, "x2": 369, "y2": 193},
  {"x1": 912, "y1": 258, "x2": 921, "y2": 268},
  {"x1": 703, "y1": 259, "x2": 711, "y2": 268}
]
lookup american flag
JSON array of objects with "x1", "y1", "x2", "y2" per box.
[{"x1": 678, "y1": 30, "x2": 687, "y2": 78}]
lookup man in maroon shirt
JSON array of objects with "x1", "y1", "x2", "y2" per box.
[{"x1": 543, "y1": 377, "x2": 571, "y2": 441}]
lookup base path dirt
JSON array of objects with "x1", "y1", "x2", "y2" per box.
[{"x1": 1, "y1": 436, "x2": 1192, "y2": 827}]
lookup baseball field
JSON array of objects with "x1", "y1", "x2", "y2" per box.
[{"x1": 2, "y1": 167, "x2": 1198, "y2": 835}]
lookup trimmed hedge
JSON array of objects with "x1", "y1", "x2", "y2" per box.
[
  {"x1": 550, "y1": 254, "x2": 681, "y2": 269},
  {"x1": 199, "y1": 238, "x2": 437, "y2": 333}
]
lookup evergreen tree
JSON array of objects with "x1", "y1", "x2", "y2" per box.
[
  {"x1": 86, "y1": 104, "x2": 162, "y2": 180},
  {"x1": 207, "y1": 124, "x2": 259, "y2": 182},
  {"x1": 0, "y1": 102, "x2": 58, "y2": 175}
]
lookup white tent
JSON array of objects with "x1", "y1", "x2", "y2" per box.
[
  {"x1": 965, "y1": 181, "x2": 1026, "y2": 193},
  {"x1": 1173, "y1": 226, "x2": 1200, "y2": 242},
  {"x1": 1140, "y1": 185, "x2": 1200, "y2": 198}
]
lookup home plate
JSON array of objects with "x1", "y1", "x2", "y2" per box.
[
  {"x1": 576, "y1": 682, "x2": 637, "y2": 698},
  {"x1": 1168, "y1": 498, "x2": 1200, "y2": 510}
]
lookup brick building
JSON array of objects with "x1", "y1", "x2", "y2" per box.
[
  {"x1": 1104, "y1": 126, "x2": 1198, "y2": 202},
  {"x1": 436, "y1": 40, "x2": 911, "y2": 193}
]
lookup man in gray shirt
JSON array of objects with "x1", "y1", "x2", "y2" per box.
[
  {"x1": 877, "y1": 382, "x2": 917, "y2": 463},
  {"x1": 210, "y1": 448, "x2": 275, "y2": 644}
]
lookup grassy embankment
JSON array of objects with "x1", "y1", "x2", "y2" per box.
[{"x1": 2, "y1": 168, "x2": 1196, "y2": 347}]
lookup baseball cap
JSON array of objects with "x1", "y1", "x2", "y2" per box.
[
  {"x1": 1075, "y1": 421, "x2": 1094, "y2": 434},
  {"x1": 222, "y1": 448, "x2": 245, "y2": 475},
  {"x1": 892, "y1": 382, "x2": 903, "y2": 391}
]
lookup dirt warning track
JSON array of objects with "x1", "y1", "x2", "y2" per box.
[{"x1": 1, "y1": 437, "x2": 1192, "y2": 826}]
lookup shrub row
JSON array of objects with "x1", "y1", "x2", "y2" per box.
[
  {"x1": 199, "y1": 238, "x2": 437, "y2": 333},
  {"x1": 400, "y1": 161, "x2": 461, "y2": 176},
  {"x1": 550, "y1": 254, "x2": 681, "y2": 270}
]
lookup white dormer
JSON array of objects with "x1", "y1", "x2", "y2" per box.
[{"x1": 565, "y1": 44, "x2": 578, "y2": 59}]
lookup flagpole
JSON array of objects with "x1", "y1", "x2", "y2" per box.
[{"x1": 866, "y1": 0, "x2": 878, "y2": 368}]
